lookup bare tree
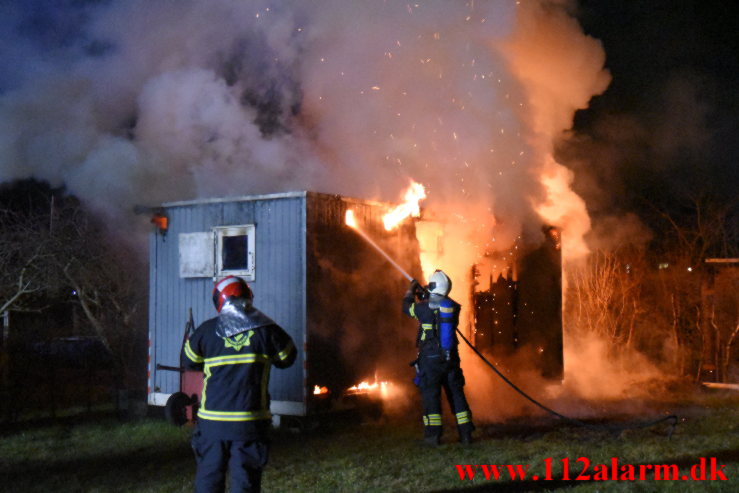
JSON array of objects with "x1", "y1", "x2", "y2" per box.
[
  {"x1": 1, "y1": 195, "x2": 147, "y2": 390},
  {"x1": 48, "y1": 202, "x2": 147, "y2": 388},
  {"x1": 701, "y1": 265, "x2": 739, "y2": 382},
  {"x1": 0, "y1": 209, "x2": 61, "y2": 314},
  {"x1": 567, "y1": 246, "x2": 646, "y2": 351},
  {"x1": 649, "y1": 194, "x2": 738, "y2": 381}
]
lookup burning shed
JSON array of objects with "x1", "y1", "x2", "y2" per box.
[
  {"x1": 471, "y1": 226, "x2": 563, "y2": 380},
  {"x1": 147, "y1": 191, "x2": 419, "y2": 418}
]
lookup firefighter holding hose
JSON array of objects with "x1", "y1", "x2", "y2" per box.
[
  {"x1": 183, "y1": 276, "x2": 296, "y2": 492},
  {"x1": 403, "y1": 270, "x2": 475, "y2": 446}
]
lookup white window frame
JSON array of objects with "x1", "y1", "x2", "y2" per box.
[{"x1": 214, "y1": 225, "x2": 256, "y2": 280}]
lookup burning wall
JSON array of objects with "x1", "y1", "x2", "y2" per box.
[
  {"x1": 472, "y1": 226, "x2": 563, "y2": 380},
  {"x1": 306, "y1": 195, "x2": 420, "y2": 402}
]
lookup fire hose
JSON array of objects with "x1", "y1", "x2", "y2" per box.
[{"x1": 347, "y1": 221, "x2": 678, "y2": 438}]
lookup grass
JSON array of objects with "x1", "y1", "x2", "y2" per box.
[{"x1": 1, "y1": 392, "x2": 737, "y2": 492}]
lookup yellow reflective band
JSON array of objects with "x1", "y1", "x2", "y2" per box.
[
  {"x1": 197, "y1": 409, "x2": 271, "y2": 422},
  {"x1": 423, "y1": 416, "x2": 429, "y2": 425},
  {"x1": 277, "y1": 341, "x2": 295, "y2": 361},
  {"x1": 184, "y1": 340, "x2": 204, "y2": 363},
  {"x1": 204, "y1": 353, "x2": 270, "y2": 367},
  {"x1": 420, "y1": 323, "x2": 434, "y2": 341},
  {"x1": 440, "y1": 306, "x2": 454, "y2": 313},
  {"x1": 456, "y1": 411, "x2": 470, "y2": 424},
  {"x1": 409, "y1": 304, "x2": 416, "y2": 318},
  {"x1": 201, "y1": 365, "x2": 211, "y2": 410}
]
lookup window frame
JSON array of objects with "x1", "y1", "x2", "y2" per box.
[{"x1": 214, "y1": 224, "x2": 256, "y2": 280}]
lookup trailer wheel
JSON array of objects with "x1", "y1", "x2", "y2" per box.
[{"x1": 165, "y1": 392, "x2": 191, "y2": 426}]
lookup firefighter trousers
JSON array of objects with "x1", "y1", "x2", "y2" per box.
[
  {"x1": 191, "y1": 427, "x2": 269, "y2": 493},
  {"x1": 417, "y1": 354, "x2": 474, "y2": 441}
]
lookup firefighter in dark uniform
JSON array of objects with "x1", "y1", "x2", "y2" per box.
[
  {"x1": 183, "y1": 276, "x2": 296, "y2": 493},
  {"x1": 402, "y1": 269, "x2": 474, "y2": 446}
]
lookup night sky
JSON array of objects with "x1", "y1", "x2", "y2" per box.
[{"x1": 564, "y1": 0, "x2": 738, "y2": 230}]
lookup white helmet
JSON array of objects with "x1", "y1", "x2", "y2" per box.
[{"x1": 427, "y1": 270, "x2": 451, "y2": 296}]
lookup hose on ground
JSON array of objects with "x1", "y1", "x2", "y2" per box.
[{"x1": 456, "y1": 328, "x2": 679, "y2": 438}]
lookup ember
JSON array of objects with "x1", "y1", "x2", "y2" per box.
[{"x1": 313, "y1": 385, "x2": 328, "y2": 395}]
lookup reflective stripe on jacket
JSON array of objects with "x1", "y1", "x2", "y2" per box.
[
  {"x1": 183, "y1": 317, "x2": 296, "y2": 439},
  {"x1": 402, "y1": 293, "x2": 461, "y2": 352}
]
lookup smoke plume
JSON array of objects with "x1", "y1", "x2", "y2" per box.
[
  {"x1": 3, "y1": 1, "x2": 679, "y2": 419},
  {"x1": 0, "y1": 1, "x2": 606, "y2": 248}
]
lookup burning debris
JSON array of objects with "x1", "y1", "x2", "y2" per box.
[{"x1": 312, "y1": 380, "x2": 395, "y2": 398}]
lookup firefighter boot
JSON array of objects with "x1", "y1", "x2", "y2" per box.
[
  {"x1": 421, "y1": 413, "x2": 442, "y2": 447},
  {"x1": 422, "y1": 425, "x2": 442, "y2": 447},
  {"x1": 458, "y1": 422, "x2": 475, "y2": 446},
  {"x1": 423, "y1": 434, "x2": 441, "y2": 447}
]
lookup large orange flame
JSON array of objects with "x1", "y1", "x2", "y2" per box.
[{"x1": 383, "y1": 180, "x2": 427, "y2": 231}]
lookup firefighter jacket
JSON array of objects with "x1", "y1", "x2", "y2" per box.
[
  {"x1": 402, "y1": 292, "x2": 461, "y2": 356},
  {"x1": 182, "y1": 316, "x2": 296, "y2": 439}
]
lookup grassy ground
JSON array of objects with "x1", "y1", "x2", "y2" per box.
[{"x1": 1, "y1": 392, "x2": 737, "y2": 492}]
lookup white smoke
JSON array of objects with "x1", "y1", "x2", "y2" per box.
[
  {"x1": 3, "y1": 0, "x2": 654, "y2": 419},
  {"x1": 0, "y1": 0, "x2": 608, "y2": 252}
]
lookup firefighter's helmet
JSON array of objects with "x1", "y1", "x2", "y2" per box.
[
  {"x1": 212, "y1": 276, "x2": 253, "y2": 312},
  {"x1": 427, "y1": 270, "x2": 452, "y2": 296}
]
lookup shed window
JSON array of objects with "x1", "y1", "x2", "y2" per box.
[{"x1": 215, "y1": 225, "x2": 255, "y2": 280}]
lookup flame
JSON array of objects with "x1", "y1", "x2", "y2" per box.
[
  {"x1": 345, "y1": 209, "x2": 357, "y2": 229},
  {"x1": 383, "y1": 180, "x2": 427, "y2": 231},
  {"x1": 313, "y1": 385, "x2": 328, "y2": 395},
  {"x1": 345, "y1": 380, "x2": 392, "y2": 396}
]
